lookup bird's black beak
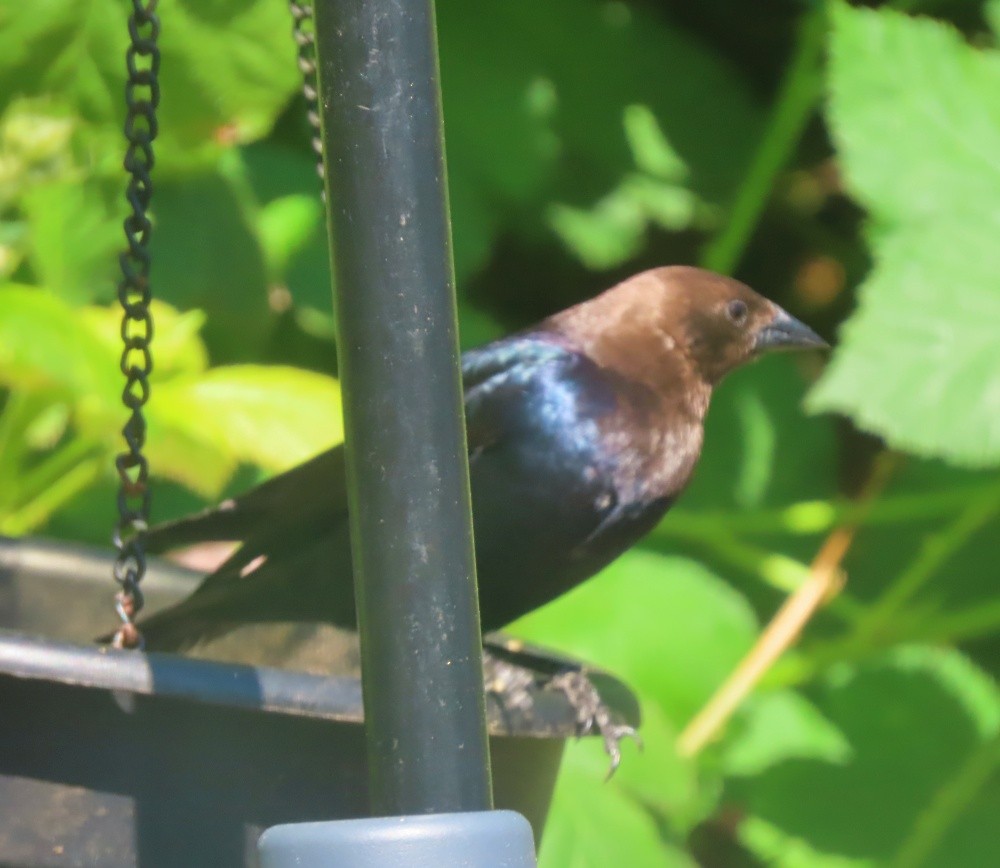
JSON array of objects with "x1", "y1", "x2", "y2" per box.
[{"x1": 754, "y1": 307, "x2": 828, "y2": 353}]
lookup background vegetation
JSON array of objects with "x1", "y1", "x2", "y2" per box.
[{"x1": 1, "y1": 0, "x2": 998, "y2": 864}]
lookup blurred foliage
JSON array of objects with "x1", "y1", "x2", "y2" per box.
[{"x1": 1, "y1": 0, "x2": 999, "y2": 865}]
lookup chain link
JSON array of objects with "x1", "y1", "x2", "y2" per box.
[
  {"x1": 112, "y1": 0, "x2": 160, "y2": 650},
  {"x1": 289, "y1": 1, "x2": 325, "y2": 194}
]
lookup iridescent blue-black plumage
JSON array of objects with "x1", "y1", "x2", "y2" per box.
[{"x1": 130, "y1": 266, "x2": 825, "y2": 650}]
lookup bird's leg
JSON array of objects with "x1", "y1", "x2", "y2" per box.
[
  {"x1": 483, "y1": 641, "x2": 641, "y2": 776},
  {"x1": 546, "y1": 669, "x2": 642, "y2": 779}
]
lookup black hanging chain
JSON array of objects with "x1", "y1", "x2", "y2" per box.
[
  {"x1": 112, "y1": 0, "x2": 161, "y2": 650},
  {"x1": 289, "y1": 1, "x2": 325, "y2": 195}
]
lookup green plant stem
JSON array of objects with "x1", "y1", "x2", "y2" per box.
[
  {"x1": 891, "y1": 733, "x2": 1000, "y2": 868},
  {"x1": 923, "y1": 598, "x2": 1000, "y2": 644},
  {"x1": 666, "y1": 481, "x2": 1000, "y2": 538},
  {"x1": 772, "y1": 486, "x2": 1000, "y2": 687},
  {"x1": 699, "y1": 6, "x2": 826, "y2": 275},
  {"x1": 851, "y1": 486, "x2": 1000, "y2": 646},
  {"x1": 10, "y1": 435, "x2": 101, "y2": 509},
  {"x1": 0, "y1": 442, "x2": 104, "y2": 535},
  {"x1": 0, "y1": 391, "x2": 37, "y2": 501},
  {"x1": 659, "y1": 524, "x2": 866, "y2": 623}
]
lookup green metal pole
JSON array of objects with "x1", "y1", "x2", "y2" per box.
[{"x1": 311, "y1": 0, "x2": 493, "y2": 815}]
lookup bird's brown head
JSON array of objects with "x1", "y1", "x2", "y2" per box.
[{"x1": 550, "y1": 266, "x2": 827, "y2": 394}]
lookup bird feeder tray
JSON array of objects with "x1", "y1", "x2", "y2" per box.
[{"x1": 0, "y1": 536, "x2": 638, "y2": 867}]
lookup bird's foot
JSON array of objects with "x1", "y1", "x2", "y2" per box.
[
  {"x1": 546, "y1": 669, "x2": 642, "y2": 778},
  {"x1": 484, "y1": 654, "x2": 538, "y2": 716}
]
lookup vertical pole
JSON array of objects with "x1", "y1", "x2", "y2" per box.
[{"x1": 311, "y1": 0, "x2": 493, "y2": 815}]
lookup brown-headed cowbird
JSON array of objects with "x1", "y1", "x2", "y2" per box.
[{"x1": 131, "y1": 266, "x2": 826, "y2": 651}]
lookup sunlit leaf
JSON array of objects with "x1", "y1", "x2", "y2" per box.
[
  {"x1": 81, "y1": 300, "x2": 208, "y2": 380},
  {"x1": 0, "y1": 284, "x2": 118, "y2": 402},
  {"x1": 152, "y1": 365, "x2": 343, "y2": 475},
  {"x1": 0, "y1": 0, "x2": 297, "y2": 150},
  {"x1": 808, "y1": 4, "x2": 1000, "y2": 466},
  {"x1": 624, "y1": 105, "x2": 688, "y2": 181}
]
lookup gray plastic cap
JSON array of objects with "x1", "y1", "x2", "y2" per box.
[{"x1": 257, "y1": 810, "x2": 537, "y2": 867}]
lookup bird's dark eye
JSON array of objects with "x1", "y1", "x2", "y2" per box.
[{"x1": 727, "y1": 299, "x2": 749, "y2": 325}]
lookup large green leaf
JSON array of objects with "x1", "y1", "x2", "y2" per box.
[
  {"x1": 151, "y1": 165, "x2": 271, "y2": 358},
  {"x1": 539, "y1": 735, "x2": 698, "y2": 868},
  {"x1": 808, "y1": 4, "x2": 1000, "y2": 466},
  {"x1": 0, "y1": 285, "x2": 119, "y2": 402},
  {"x1": 721, "y1": 690, "x2": 851, "y2": 778},
  {"x1": 152, "y1": 364, "x2": 342, "y2": 475},
  {"x1": 732, "y1": 646, "x2": 1000, "y2": 865},
  {"x1": 436, "y1": 0, "x2": 763, "y2": 279},
  {"x1": 511, "y1": 550, "x2": 758, "y2": 727},
  {"x1": 0, "y1": 0, "x2": 297, "y2": 151},
  {"x1": 20, "y1": 179, "x2": 121, "y2": 304},
  {"x1": 0, "y1": 288, "x2": 341, "y2": 498},
  {"x1": 681, "y1": 354, "x2": 836, "y2": 513}
]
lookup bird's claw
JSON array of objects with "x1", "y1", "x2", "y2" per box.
[{"x1": 547, "y1": 669, "x2": 642, "y2": 778}]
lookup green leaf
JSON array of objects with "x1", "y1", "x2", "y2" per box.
[
  {"x1": 80, "y1": 301, "x2": 208, "y2": 381},
  {"x1": 547, "y1": 192, "x2": 646, "y2": 269},
  {"x1": 624, "y1": 105, "x2": 688, "y2": 181},
  {"x1": 437, "y1": 0, "x2": 763, "y2": 272},
  {"x1": 510, "y1": 550, "x2": 758, "y2": 727},
  {"x1": 256, "y1": 194, "x2": 323, "y2": 279},
  {"x1": 721, "y1": 690, "x2": 852, "y2": 777},
  {"x1": 20, "y1": 180, "x2": 121, "y2": 304},
  {"x1": 739, "y1": 815, "x2": 879, "y2": 868},
  {"x1": 0, "y1": 0, "x2": 297, "y2": 150},
  {"x1": 539, "y1": 739, "x2": 698, "y2": 868},
  {"x1": 613, "y1": 701, "x2": 719, "y2": 835},
  {"x1": 161, "y1": 0, "x2": 299, "y2": 144},
  {"x1": 0, "y1": 0, "x2": 127, "y2": 129},
  {"x1": 152, "y1": 365, "x2": 343, "y2": 476},
  {"x1": 986, "y1": 0, "x2": 1000, "y2": 40},
  {"x1": 676, "y1": 355, "x2": 837, "y2": 514},
  {"x1": 733, "y1": 646, "x2": 1000, "y2": 865},
  {"x1": 808, "y1": 4, "x2": 1000, "y2": 466},
  {"x1": 0, "y1": 284, "x2": 119, "y2": 402},
  {"x1": 151, "y1": 166, "x2": 271, "y2": 358}
]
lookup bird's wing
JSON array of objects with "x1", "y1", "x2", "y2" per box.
[
  {"x1": 462, "y1": 337, "x2": 578, "y2": 455},
  {"x1": 144, "y1": 446, "x2": 348, "y2": 554},
  {"x1": 142, "y1": 338, "x2": 564, "y2": 555}
]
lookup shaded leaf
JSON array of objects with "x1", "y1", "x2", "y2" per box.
[
  {"x1": 151, "y1": 166, "x2": 271, "y2": 358},
  {"x1": 722, "y1": 690, "x2": 852, "y2": 777},
  {"x1": 739, "y1": 815, "x2": 878, "y2": 868},
  {"x1": 539, "y1": 739, "x2": 697, "y2": 868},
  {"x1": 733, "y1": 646, "x2": 1000, "y2": 864},
  {"x1": 21, "y1": 180, "x2": 121, "y2": 303},
  {"x1": 675, "y1": 354, "x2": 836, "y2": 513},
  {"x1": 511, "y1": 550, "x2": 758, "y2": 727}
]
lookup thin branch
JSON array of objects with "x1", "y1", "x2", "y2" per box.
[{"x1": 676, "y1": 454, "x2": 895, "y2": 756}]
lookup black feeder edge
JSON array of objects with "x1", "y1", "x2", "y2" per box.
[{"x1": 0, "y1": 536, "x2": 639, "y2": 867}]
